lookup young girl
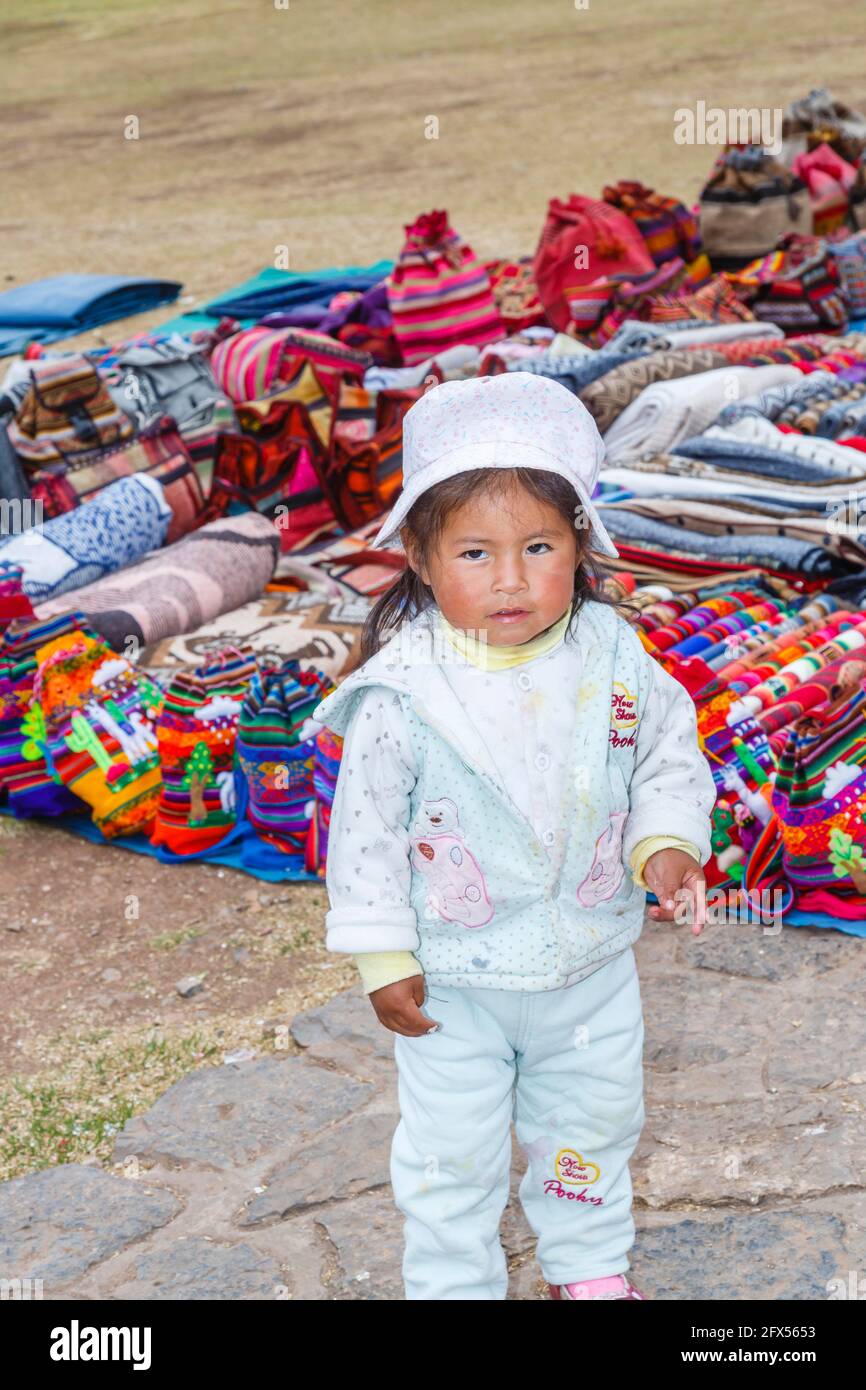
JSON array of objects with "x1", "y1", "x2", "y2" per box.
[{"x1": 311, "y1": 371, "x2": 716, "y2": 1301}]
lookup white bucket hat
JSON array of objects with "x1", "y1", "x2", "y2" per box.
[{"x1": 368, "y1": 370, "x2": 619, "y2": 558}]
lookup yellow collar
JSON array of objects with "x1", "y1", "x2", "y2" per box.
[{"x1": 434, "y1": 605, "x2": 572, "y2": 670}]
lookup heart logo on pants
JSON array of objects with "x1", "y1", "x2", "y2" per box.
[{"x1": 555, "y1": 1149, "x2": 601, "y2": 1186}]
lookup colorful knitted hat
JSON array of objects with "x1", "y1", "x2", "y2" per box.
[
  {"x1": 150, "y1": 645, "x2": 258, "y2": 855},
  {"x1": 235, "y1": 659, "x2": 332, "y2": 863},
  {"x1": 0, "y1": 611, "x2": 94, "y2": 819},
  {"x1": 32, "y1": 630, "x2": 163, "y2": 836},
  {"x1": 772, "y1": 679, "x2": 866, "y2": 897}
]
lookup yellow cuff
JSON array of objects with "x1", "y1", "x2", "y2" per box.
[
  {"x1": 353, "y1": 951, "x2": 423, "y2": 995},
  {"x1": 630, "y1": 836, "x2": 702, "y2": 890}
]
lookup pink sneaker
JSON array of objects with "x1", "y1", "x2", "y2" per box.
[{"x1": 549, "y1": 1273, "x2": 647, "y2": 1300}]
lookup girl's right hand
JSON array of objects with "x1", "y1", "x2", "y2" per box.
[{"x1": 368, "y1": 975, "x2": 440, "y2": 1037}]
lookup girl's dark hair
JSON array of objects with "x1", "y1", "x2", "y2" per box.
[{"x1": 359, "y1": 467, "x2": 634, "y2": 663}]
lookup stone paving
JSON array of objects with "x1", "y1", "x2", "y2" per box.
[{"x1": 2, "y1": 919, "x2": 864, "y2": 1300}]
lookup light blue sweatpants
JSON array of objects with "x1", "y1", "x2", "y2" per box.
[{"x1": 390, "y1": 948, "x2": 645, "y2": 1299}]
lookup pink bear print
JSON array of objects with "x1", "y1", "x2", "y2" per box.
[
  {"x1": 575, "y1": 812, "x2": 627, "y2": 907},
  {"x1": 410, "y1": 797, "x2": 494, "y2": 928}
]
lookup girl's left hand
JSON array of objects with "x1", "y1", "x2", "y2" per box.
[{"x1": 644, "y1": 849, "x2": 707, "y2": 935}]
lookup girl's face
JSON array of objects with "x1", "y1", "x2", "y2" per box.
[{"x1": 405, "y1": 479, "x2": 580, "y2": 646}]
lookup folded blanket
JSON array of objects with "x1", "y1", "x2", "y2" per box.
[
  {"x1": 0, "y1": 275, "x2": 181, "y2": 357},
  {"x1": 701, "y1": 417, "x2": 866, "y2": 476},
  {"x1": 602, "y1": 319, "x2": 782, "y2": 353},
  {"x1": 0, "y1": 474, "x2": 171, "y2": 602},
  {"x1": 599, "y1": 464, "x2": 865, "y2": 513},
  {"x1": 515, "y1": 347, "x2": 647, "y2": 394},
  {"x1": 579, "y1": 347, "x2": 730, "y2": 433},
  {"x1": 781, "y1": 382, "x2": 866, "y2": 435},
  {"x1": 205, "y1": 262, "x2": 393, "y2": 319},
  {"x1": 673, "y1": 435, "x2": 865, "y2": 484},
  {"x1": 601, "y1": 365, "x2": 802, "y2": 464},
  {"x1": 818, "y1": 390, "x2": 866, "y2": 437},
  {"x1": 34, "y1": 511, "x2": 280, "y2": 650},
  {"x1": 596, "y1": 505, "x2": 855, "y2": 575},
  {"x1": 602, "y1": 496, "x2": 866, "y2": 555},
  {"x1": 716, "y1": 371, "x2": 838, "y2": 428},
  {"x1": 139, "y1": 589, "x2": 371, "y2": 683}
]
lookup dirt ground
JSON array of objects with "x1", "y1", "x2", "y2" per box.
[
  {"x1": 3, "y1": 0, "x2": 866, "y2": 1182},
  {"x1": 0, "y1": 815, "x2": 352, "y2": 1179}
]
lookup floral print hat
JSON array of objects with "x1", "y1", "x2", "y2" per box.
[{"x1": 368, "y1": 370, "x2": 619, "y2": 558}]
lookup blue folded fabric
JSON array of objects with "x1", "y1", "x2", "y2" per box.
[
  {"x1": 205, "y1": 261, "x2": 393, "y2": 319},
  {"x1": 0, "y1": 274, "x2": 182, "y2": 357},
  {"x1": 673, "y1": 437, "x2": 847, "y2": 483},
  {"x1": 516, "y1": 347, "x2": 648, "y2": 394},
  {"x1": 595, "y1": 506, "x2": 845, "y2": 576}
]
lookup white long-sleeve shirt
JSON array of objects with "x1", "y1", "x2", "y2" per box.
[{"x1": 315, "y1": 602, "x2": 715, "y2": 991}]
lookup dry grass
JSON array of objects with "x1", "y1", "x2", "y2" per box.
[{"x1": 2, "y1": 0, "x2": 865, "y2": 354}]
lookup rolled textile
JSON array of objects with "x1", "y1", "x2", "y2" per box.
[
  {"x1": 0, "y1": 474, "x2": 171, "y2": 603},
  {"x1": 728, "y1": 620, "x2": 866, "y2": 719},
  {"x1": 646, "y1": 321, "x2": 784, "y2": 347},
  {"x1": 819, "y1": 391, "x2": 866, "y2": 437},
  {"x1": 601, "y1": 366, "x2": 801, "y2": 464},
  {"x1": 667, "y1": 599, "x2": 786, "y2": 656},
  {"x1": 35, "y1": 512, "x2": 280, "y2": 651},
  {"x1": 611, "y1": 449, "x2": 859, "y2": 491},
  {"x1": 716, "y1": 610, "x2": 855, "y2": 688},
  {"x1": 789, "y1": 382, "x2": 866, "y2": 435},
  {"x1": 696, "y1": 336, "x2": 837, "y2": 366},
  {"x1": 760, "y1": 656, "x2": 866, "y2": 738}
]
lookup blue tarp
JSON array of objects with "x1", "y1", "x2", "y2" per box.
[
  {"x1": 0, "y1": 274, "x2": 182, "y2": 357},
  {"x1": 0, "y1": 805, "x2": 321, "y2": 883}
]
